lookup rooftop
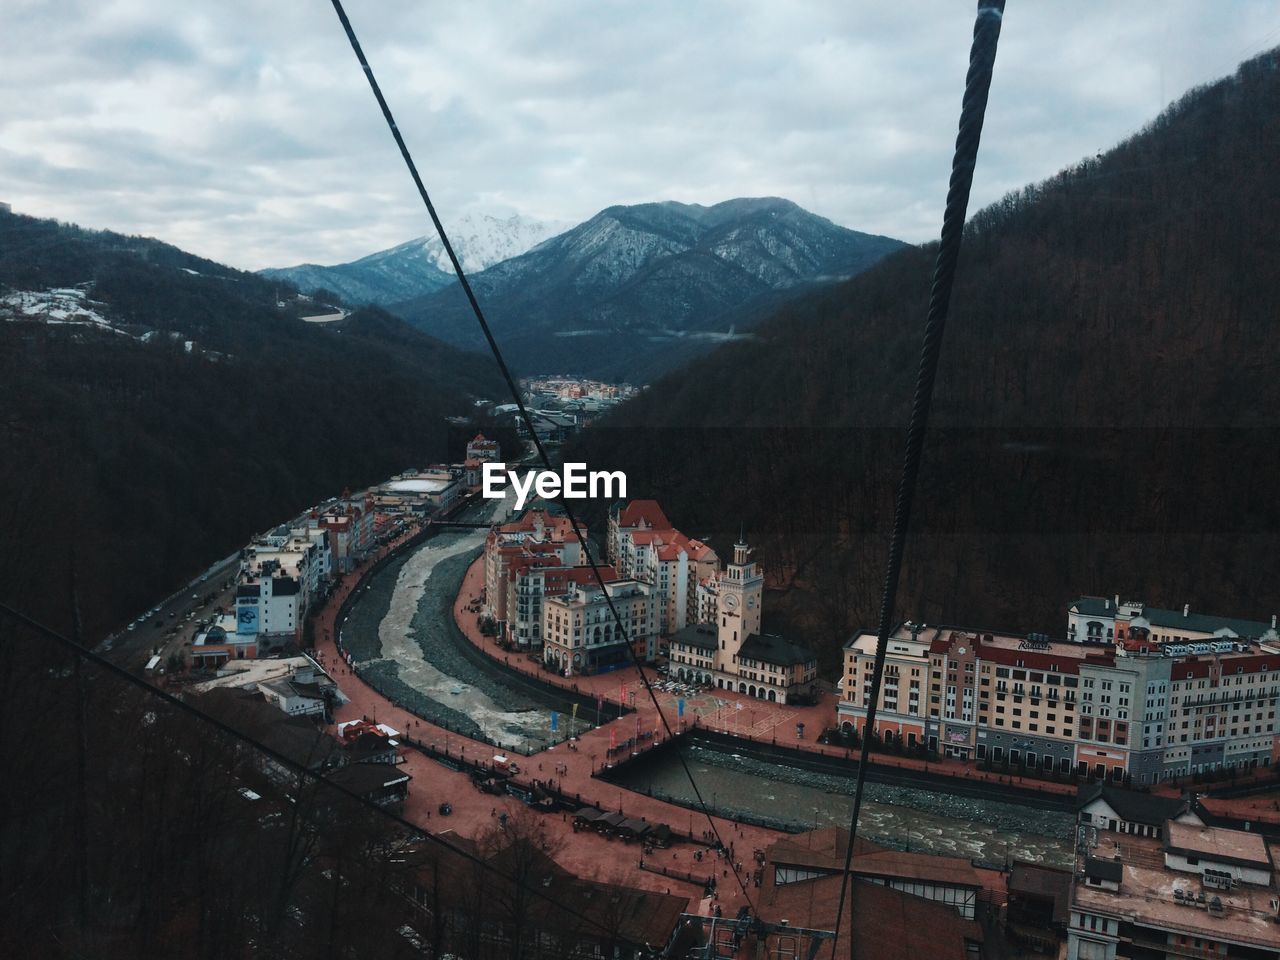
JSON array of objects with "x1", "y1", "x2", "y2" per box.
[
  {"x1": 1165, "y1": 821, "x2": 1273, "y2": 870},
  {"x1": 765, "y1": 826, "x2": 884, "y2": 873},
  {"x1": 844, "y1": 625, "x2": 936, "y2": 655},
  {"x1": 1071, "y1": 595, "x2": 1276, "y2": 640},
  {"x1": 739, "y1": 632, "x2": 817, "y2": 668},
  {"x1": 1076, "y1": 783, "x2": 1189, "y2": 827},
  {"x1": 613, "y1": 499, "x2": 672, "y2": 531},
  {"x1": 384, "y1": 478, "x2": 451, "y2": 494},
  {"x1": 755, "y1": 874, "x2": 983, "y2": 960},
  {"x1": 1009, "y1": 861, "x2": 1071, "y2": 925},
  {"x1": 187, "y1": 655, "x2": 328, "y2": 693},
  {"x1": 669, "y1": 623, "x2": 718, "y2": 652},
  {"x1": 1073, "y1": 831, "x2": 1280, "y2": 950}
]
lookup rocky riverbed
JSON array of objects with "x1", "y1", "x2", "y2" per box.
[
  {"x1": 610, "y1": 742, "x2": 1074, "y2": 867},
  {"x1": 339, "y1": 516, "x2": 575, "y2": 751}
]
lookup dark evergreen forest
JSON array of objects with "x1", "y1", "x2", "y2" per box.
[
  {"x1": 0, "y1": 211, "x2": 507, "y2": 641},
  {"x1": 570, "y1": 50, "x2": 1280, "y2": 670}
]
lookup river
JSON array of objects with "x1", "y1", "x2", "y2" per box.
[
  {"x1": 339, "y1": 494, "x2": 576, "y2": 751},
  {"x1": 608, "y1": 741, "x2": 1075, "y2": 868}
]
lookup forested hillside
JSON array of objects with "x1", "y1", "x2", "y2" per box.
[
  {"x1": 569, "y1": 51, "x2": 1280, "y2": 669},
  {"x1": 0, "y1": 211, "x2": 506, "y2": 641}
]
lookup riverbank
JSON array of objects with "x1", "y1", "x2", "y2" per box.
[
  {"x1": 600, "y1": 731, "x2": 1074, "y2": 867},
  {"x1": 339, "y1": 522, "x2": 627, "y2": 750},
  {"x1": 449, "y1": 553, "x2": 1085, "y2": 802}
]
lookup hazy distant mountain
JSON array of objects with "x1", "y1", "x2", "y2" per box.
[
  {"x1": 259, "y1": 212, "x2": 568, "y2": 306},
  {"x1": 389, "y1": 197, "x2": 905, "y2": 380}
]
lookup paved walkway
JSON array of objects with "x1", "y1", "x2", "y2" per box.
[
  {"x1": 452, "y1": 555, "x2": 1078, "y2": 800},
  {"x1": 311, "y1": 533, "x2": 1223, "y2": 916},
  {"x1": 311, "y1": 529, "x2": 729, "y2": 908}
]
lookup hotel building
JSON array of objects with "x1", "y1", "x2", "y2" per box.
[{"x1": 840, "y1": 598, "x2": 1280, "y2": 783}]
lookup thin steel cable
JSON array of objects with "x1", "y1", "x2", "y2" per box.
[
  {"x1": 328, "y1": 0, "x2": 758, "y2": 912},
  {"x1": 2, "y1": 602, "x2": 653, "y2": 942},
  {"x1": 0, "y1": 601, "x2": 643, "y2": 944},
  {"x1": 829, "y1": 3, "x2": 1006, "y2": 958}
]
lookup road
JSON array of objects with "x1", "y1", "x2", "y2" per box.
[{"x1": 97, "y1": 552, "x2": 242, "y2": 670}]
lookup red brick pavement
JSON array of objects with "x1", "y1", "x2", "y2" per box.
[
  {"x1": 310, "y1": 528, "x2": 729, "y2": 909},
  {"x1": 450, "y1": 554, "x2": 1078, "y2": 800},
  {"x1": 303, "y1": 531, "x2": 1151, "y2": 916},
  {"x1": 305, "y1": 527, "x2": 1280, "y2": 922}
]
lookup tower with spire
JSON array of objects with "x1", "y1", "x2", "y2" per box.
[{"x1": 716, "y1": 528, "x2": 763, "y2": 669}]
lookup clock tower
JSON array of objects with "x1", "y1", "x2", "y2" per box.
[{"x1": 716, "y1": 531, "x2": 764, "y2": 669}]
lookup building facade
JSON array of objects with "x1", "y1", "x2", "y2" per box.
[
  {"x1": 483, "y1": 508, "x2": 581, "y2": 632},
  {"x1": 465, "y1": 432, "x2": 500, "y2": 462},
  {"x1": 668, "y1": 535, "x2": 818, "y2": 704},
  {"x1": 840, "y1": 601, "x2": 1280, "y2": 782},
  {"x1": 542, "y1": 578, "x2": 657, "y2": 675}
]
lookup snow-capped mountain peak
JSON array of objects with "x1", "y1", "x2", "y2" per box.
[
  {"x1": 418, "y1": 212, "x2": 570, "y2": 275},
  {"x1": 259, "y1": 212, "x2": 569, "y2": 307}
]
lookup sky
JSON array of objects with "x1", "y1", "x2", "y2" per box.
[{"x1": 3, "y1": 1, "x2": 1278, "y2": 271}]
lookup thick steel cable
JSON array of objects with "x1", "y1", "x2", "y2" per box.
[
  {"x1": 829, "y1": 3, "x2": 1006, "y2": 958},
  {"x1": 328, "y1": 0, "x2": 758, "y2": 912},
  {"x1": 0, "y1": 601, "x2": 642, "y2": 945}
]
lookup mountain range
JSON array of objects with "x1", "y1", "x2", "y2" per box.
[
  {"x1": 0, "y1": 209, "x2": 506, "y2": 641},
  {"x1": 567, "y1": 49, "x2": 1280, "y2": 667},
  {"x1": 259, "y1": 212, "x2": 567, "y2": 307},
  {"x1": 386, "y1": 197, "x2": 904, "y2": 380}
]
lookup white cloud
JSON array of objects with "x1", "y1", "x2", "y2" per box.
[{"x1": 2, "y1": 0, "x2": 1277, "y2": 269}]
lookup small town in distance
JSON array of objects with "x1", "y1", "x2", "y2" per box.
[{"x1": 100, "y1": 418, "x2": 1280, "y2": 960}]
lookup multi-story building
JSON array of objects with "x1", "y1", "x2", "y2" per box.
[
  {"x1": 627, "y1": 528, "x2": 717, "y2": 634},
  {"x1": 265, "y1": 526, "x2": 328, "y2": 586},
  {"x1": 504, "y1": 554, "x2": 615, "y2": 650},
  {"x1": 1067, "y1": 820, "x2": 1280, "y2": 960},
  {"x1": 1068, "y1": 595, "x2": 1280, "y2": 647},
  {"x1": 608, "y1": 500, "x2": 718, "y2": 635},
  {"x1": 381, "y1": 468, "x2": 464, "y2": 515},
  {"x1": 483, "y1": 508, "x2": 581, "y2": 631},
  {"x1": 309, "y1": 492, "x2": 375, "y2": 574},
  {"x1": 235, "y1": 565, "x2": 303, "y2": 645},
  {"x1": 232, "y1": 525, "x2": 333, "y2": 648},
  {"x1": 607, "y1": 500, "x2": 671, "y2": 574},
  {"x1": 696, "y1": 572, "x2": 720, "y2": 624},
  {"x1": 542, "y1": 578, "x2": 657, "y2": 675},
  {"x1": 465, "y1": 432, "x2": 500, "y2": 462},
  {"x1": 840, "y1": 600, "x2": 1280, "y2": 782},
  {"x1": 839, "y1": 624, "x2": 937, "y2": 750},
  {"x1": 668, "y1": 535, "x2": 818, "y2": 704}
]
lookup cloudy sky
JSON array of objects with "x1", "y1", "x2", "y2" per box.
[{"x1": 4, "y1": 1, "x2": 1278, "y2": 271}]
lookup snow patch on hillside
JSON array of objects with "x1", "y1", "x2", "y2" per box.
[
  {"x1": 1, "y1": 287, "x2": 117, "y2": 329},
  {"x1": 2, "y1": 286, "x2": 230, "y2": 360}
]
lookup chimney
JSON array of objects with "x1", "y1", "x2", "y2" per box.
[{"x1": 1183, "y1": 604, "x2": 1190, "y2": 618}]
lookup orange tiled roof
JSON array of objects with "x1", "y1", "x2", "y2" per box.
[{"x1": 617, "y1": 499, "x2": 672, "y2": 530}]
